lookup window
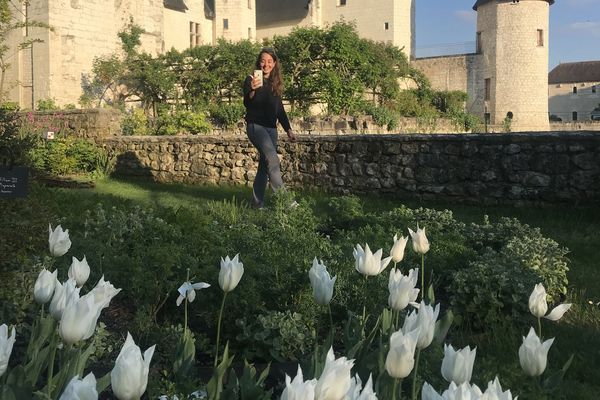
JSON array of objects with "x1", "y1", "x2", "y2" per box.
[
  {"x1": 189, "y1": 22, "x2": 200, "y2": 48},
  {"x1": 476, "y1": 32, "x2": 482, "y2": 53},
  {"x1": 506, "y1": 111, "x2": 513, "y2": 120},
  {"x1": 573, "y1": 86, "x2": 577, "y2": 94},
  {"x1": 223, "y1": 18, "x2": 229, "y2": 30},
  {"x1": 248, "y1": 27, "x2": 252, "y2": 39},
  {"x1": 592, "y1": 85, "x2": 597, "y2": 93},
  {"x1": 484, "y1": 78, "x2": 491, "y2": 101},
  {"x1": 572, "y1": 111, "x2": 578, "y2": 121},
  {"x1": 248, "y1": 0, "x2": 252, "y2": 8},
  {"x1": 484, "y1": 113, "x2": 491, "y2": 125},
  {"x1": 338, "y1": 0, "x2": 347, "y2": 5},
  {"x1": 384, "y1": 22, "x2": 389, "y2": 30},
  {"x1": 537, "y1": 29, "x2": 543, "y2": 46}
]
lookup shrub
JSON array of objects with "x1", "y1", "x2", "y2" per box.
[
  {"x1": 121, "y1": 108, "x2": 149, "y2": 135},
  {"x1": 36, "y1": 98, "x2": 59, "y2": 111},
  {"x1": 175, "y1": 110, "x2": 211, "y2": 134},
  {"x1": 26, "y1": 137, "x2": 109, "y2": 176},
  {"x1": 208, "y1": 102, "x2": 245, "y2": 128}
]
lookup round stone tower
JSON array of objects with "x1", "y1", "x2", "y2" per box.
[{"x1": 474, "y1": 0, "x2": 553, "y2": 131}]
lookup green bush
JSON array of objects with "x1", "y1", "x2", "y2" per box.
[
  {"x1": 175, "y1": 110, "x2": 211, "y2": 134},
  {"x1": 26, "y1": 137, "x2": 109, "y2": 176},
  {"x1": 361, "y1": 103, "x2": 399, "y2": 131},
  {"x1": 235, "y1": 310, "x2": 315, "y2": 362},
  {"x1": 121, "y1": 108, "x2": 149, "y2": 136},
  {"x1": 208, "y1": 102, "x2": 245, "y2": 128},
  {"x1": 36, "y1": 98, "x2": 59, "y2": 111}
]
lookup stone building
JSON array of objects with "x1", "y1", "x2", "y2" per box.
[
  {"x1": 4, "y1": 0, "x2": 553, "y2": 132},
  {"x1": 4, "y1": 0, "x2": 255, "y2": 108},
  {"x1": 548, "y1": 61, "x2": 600, "y2": 122}
]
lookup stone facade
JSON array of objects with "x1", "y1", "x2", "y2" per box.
[
  {"x1": 100, "y1": 132, "x2": 600, "y2": 205},
  {"x1": 549, "y1": 82, "x2": 600, "y2": 122},
  {"x1": 19, "y1": 108, "x2": 123, "y2": 138}
]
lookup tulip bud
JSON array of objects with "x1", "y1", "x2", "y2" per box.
[
  {"x1": 315, "y1": 347, "x2": 354, "y2": 400},
  {"x1": 353, "y1": 243, "x2": 392, "y2": 277},
  {"x1": 111, "y1": 332, "x2": 155, "y2": 400},
  {"x1": 388, "y1": 267, "x2": 419, "y2": 311},
  {"x1": 408, "y1": 225, "x2": 430, "y2": 255},
  {"x1": 441, "y1": 344, "x2": 476, "y2": 385},
  {"x1": 385, "y1": 328, "x2": 420, "y2": 379},
  {"x1": 59, "y1": 372, "x2": 98, "y2": 400},
  {"x1": 402, "y1": 301, "x2": 440, "y2": 350},
  {"x1": 528, "y1": 283, "x2": 548, "y2": 318},
  {"x1": 49, "y1": 224, "x2": 71, "y2": 257},
  {"x1": 68, "y1": 256, "x2": 91, "y2": 287},
  {"x1": 0, "y1": 324, "x2": 16, "y2": 378},
  {"x1": 34, "y1": 268, "x2": 58, "y2": 304},
  {"x1": 390, "y1": 234, "x2": 408, "y2": 264},
  {"x1": 308, "y1": 258, "x2": 336, "y2": 306},
  {"x1": 519, "y1": 327, "x2": 554, "y2": 377},
  {"x1": 281, "y1": 365, "x2": 317, "y2": 400},
  {"x1": 218, "y1": 254, "x2": 244, "y2": 292}
]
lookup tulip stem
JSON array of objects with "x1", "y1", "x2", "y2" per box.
[
  {"x1": 537, "y1": 317, "x2": 542, "y2": 340},
  {"x1": 214, "y1": 292, "x2": 228, "y2": 367},
  {"x1": 184, "y1": 269, "x2": 190, "y2": 338},
  {"x1": 392, "y1": 378, "x2": 403, "y2": 400},
  {"x1": 420, "y1": 254, "x2": 425, "y2": 302},
  {"x1": 362, "y1": 276, "x2": 368, "y2": 337},
  {"x1": 47, "y1": 332, "x2": 58, "y2": 399},
  {"x1": 411, "y1": 348, "x2": 421, "y2": 400},
  {"x1": 328, "y1": 304, "x2": 334, "y2": 337}
]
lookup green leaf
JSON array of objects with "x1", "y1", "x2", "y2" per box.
[
  {"x1": 207, "y1": 342, "x2": 235, "y2": 400},
  {"x1": 433, "y1": 310, "x2": 454, "y2": 345},
  {"x1": 96, "y1": 371, "x2": 111, "y2": 393},
  {"x1": 542, "y1": 353, "x2": 574, "y2": 392}
]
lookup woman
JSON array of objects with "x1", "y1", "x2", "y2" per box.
[{"x1": 243, "y1": 47, "x2": 296, "y2": 209}]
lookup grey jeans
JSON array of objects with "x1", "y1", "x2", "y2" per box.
[{"x1": 246, "y1": 122, "x2": 283, "y2": 207}]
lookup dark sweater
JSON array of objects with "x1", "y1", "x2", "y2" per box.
[{"x1": 243, "y1": 76, "x2": 291, "y2": 132}]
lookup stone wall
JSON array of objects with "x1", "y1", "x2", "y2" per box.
[
  {"x1": 20, "y1": 109, "x2": 122, "y2": 138},
  {"x1": 100, "y1": 132, "x2": 600, "y2": 205}
]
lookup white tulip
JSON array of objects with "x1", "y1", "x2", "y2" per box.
[
  {"x1": 34, "y1": 268, "x2": 58, "y2": 304},
  {"x1": 111, "y1": 332, "x2": 155, "y2": 400},
  {"x1": 482, "y1": 377, "x2": 516, "y2": 400},
  {"x1": 441, "y1": 381, "x2": 483, "y2": 400},
  {"x1": 50, "y1": 278, "x2": 81, "y2": 320},
  {"x1": 347, "y1": 373, "x2": 378, "y2": 400},
  {"x1": 49, "y1": 224, "x2": 71, "y2": 257},
  {"x1": 390, "y1": 234, "x2": 409, "y2": 264},
  {"x1": 402, "y1": 301, "x2": 440, "y2": 350},
  {"x1": 421, "y1": 382, "x2": 443, "y2": 400},
  {"x1": 59, "y1": 372, "x2": 98, "y2": 400},
  {"x1": 0, "y1": 324, "x2": 16, "y2": 377},
  {"x1": 309, "y1": 258, "x2": 337, "y2": 305},
  {"x1": 528, "y1": 283, "x2": 571, "y2": 321},
  {"x1": 518, "y1": 327, "x2": 554, "y2": 377},
  {"x1": 218, "y1": 254, "x2": 244, "y2": 292},
  {"x1": 176, "y1": 280, "x2": 211, "y2": 306},
  {"x1": 315, "y1": 347, "x2": 354, "y2": 400},
  {"x1": 385, "y1": 327, "x2": 420, "y2": 379},
  {"x1": 441, "y1": 344, "x2": 477, "y2": 385},
  {"x1": 408, "y1": 225, "x2": 430, "y2": 255},
  {"x1": 68, "y1": 256, "x2": 91, "y2": 287},
  {"x1": 281, "y1": 365, "x2": 317, "y2": 400},
  {"x1": 388, "y1": 267, "x2": 419, "y2": 311},
  {"x1": 353, "y1": 244, "x2": 392, "y2": 277}
]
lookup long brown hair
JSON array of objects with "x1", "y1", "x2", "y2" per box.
[{"x1": 255, "y1": 48, "x2": 283, "y2": 97}]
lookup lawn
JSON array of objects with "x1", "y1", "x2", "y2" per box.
[{"x1": 1, "y1": 177, "x2": 599, "y2": 399}]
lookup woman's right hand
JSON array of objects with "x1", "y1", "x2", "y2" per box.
[{"x1": 250, "y1": 75, "x2": 262, "y2": 90}]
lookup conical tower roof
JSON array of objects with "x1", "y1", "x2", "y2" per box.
[{"x1": 473, "y1": 0, "x2": 554, "y2": 11}]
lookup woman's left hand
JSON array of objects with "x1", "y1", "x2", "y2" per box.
[{"x1": 286, "y1": 130, "x2": 297, "y2": 142}]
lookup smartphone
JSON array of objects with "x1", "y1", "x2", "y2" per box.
[{"x1": 253, "y1": 70, "x2": 263, "y2": 87}]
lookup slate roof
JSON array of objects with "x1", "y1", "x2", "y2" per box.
[
  {"x1": 473, "y1": 0, "x2": 554, "y2": 11},
  {"x1": 548, "y1": 61, "x2": 600, "y2": 84},
  {"x1": 163, "y1": 0, "x2": 188, "y2": 12}
]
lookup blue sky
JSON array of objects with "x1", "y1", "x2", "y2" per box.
[{"x1": 415, "y1": 0, "x2": 600, "y2": 70}]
